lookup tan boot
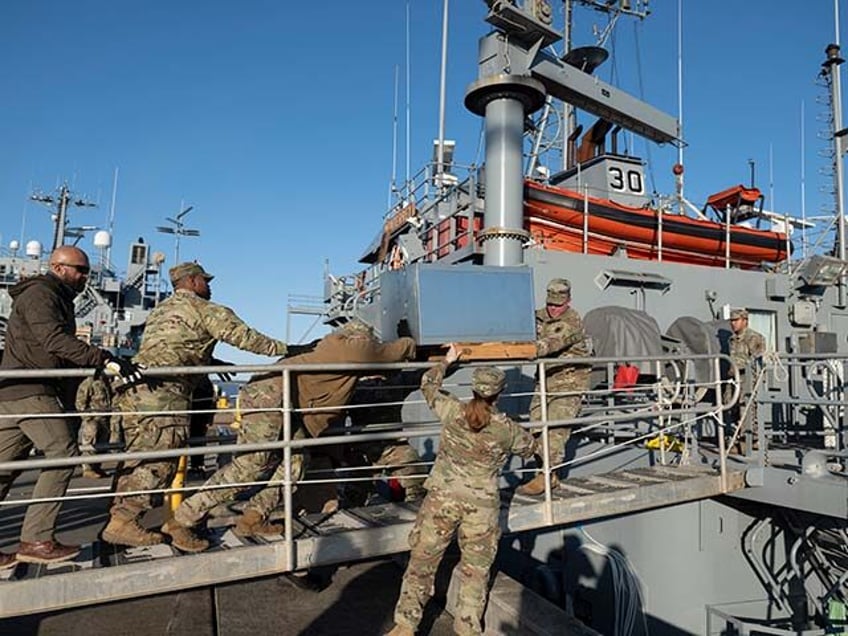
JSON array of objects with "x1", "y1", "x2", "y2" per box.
[
  {"x1": 384, "y1": 624, "x2": 415, "y2": 636},
  {"x1": 161, "y1": 519, "x2": 210, "y2": 553},
  {"x1": 403, "y1": 482, "x2": 426, "y2": 502},
  {"x1": 82, "y1": 465, "x2": 107, "y2": 479},
  {"x1": 233, "y1": 509, "x2": 284, "y2": 537},
  {"x1": 101, "y1": 516, "x2": 165, "y2": 547},
  {"x1": 516, "y1": 473, "x2": 560, "y2": 497}
]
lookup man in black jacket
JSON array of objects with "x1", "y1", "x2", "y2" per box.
[{"x1": 0, "y1": 246, "x2": 139, "y2": 566}]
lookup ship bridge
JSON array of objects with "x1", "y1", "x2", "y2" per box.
[{"x1": 0, "y1": 353, "x2": 844, "y2": 628}]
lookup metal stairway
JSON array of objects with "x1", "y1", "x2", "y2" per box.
[
  {"x1": 786, "y1": 515, "x2": 848, "y2": 610},
  {"x1": 0, "y1": 463, "x2": 746, "y2": 618}
]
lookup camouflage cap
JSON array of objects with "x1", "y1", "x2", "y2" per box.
[
  {"x1": 337, "y1": 318, "x2": 375, "y2": 337},
  {"x1": 546, "y1": 278, "x2": 571, "y2": 305},
  {"x1": 169, "y1": 262, "x2": 214, "y2": 286},
  {"x1": 729, "y1": 308, "x2": 749, "y2": 320},
  {"x1": 471, "y1": 366, "x2": 506, "y2": 398}
]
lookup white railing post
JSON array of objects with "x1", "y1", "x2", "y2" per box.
[
  {"x1": 538, "y1": 359, "x2": 553, "y2": 525},
  {"x1": 282, "y1": 367, "x2": 294, "y2": 571}
]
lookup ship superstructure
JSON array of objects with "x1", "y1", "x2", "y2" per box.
[
  {"x1": 320, "y1": 1, "x2": 848, "y2": 633},
  {"x1": 0, "y1": 183, "x2": 167, "y2": 357}
]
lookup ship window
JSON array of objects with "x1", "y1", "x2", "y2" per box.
[
  {"x1": 130, "y1": 244, "x2": 147, "y2": 265},
  {"x1": 748, "y1": 310, "x2": 776, "y2": 353}
]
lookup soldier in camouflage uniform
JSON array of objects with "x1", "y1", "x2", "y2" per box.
[
  {"x1": 101, "y1": 262, "x2": 288, "y2": 548},
  {"x1": 386, "y1": 344, "x2": 537, "y2": 636},
  {"x1": 75, "y1": 376, "x2": 118, "y2": 478},
  {"x1": 345, "y1": 372, "x2": 427, "y2": 505},
  {"x1": 726, "y1": 308, "x2": 765, "y2": 453},
  {"x1": 161, "y1": 318, "x2": 416, "y2": 553},
  {"x1": 518, "y1": 278, "x2": 590, "y2": 496}
]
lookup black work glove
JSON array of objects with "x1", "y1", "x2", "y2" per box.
[
  {"x1": 210, "y1": 357, "x2": 235, "y2": 383},
  {"x1": 396, "y1": 319, "x2": 412, "y2": 339},
  {"x1": 286, "y1": 339, "x2": 320, "y2": 356},
  {"x1": 101, "y1": 354, "x2": 144, "y2": 387}
]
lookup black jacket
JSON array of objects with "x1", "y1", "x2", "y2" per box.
[{"x1": 0, "y1": 273, "x2": 106, "y2": 404}]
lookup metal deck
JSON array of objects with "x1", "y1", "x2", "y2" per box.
[{"x1": 0, "y1": 463, "x2": 746, "y2": 618}]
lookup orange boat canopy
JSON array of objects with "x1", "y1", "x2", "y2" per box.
[{"x1": 705, "y1": 184, "x2": 763, "y2": 222}]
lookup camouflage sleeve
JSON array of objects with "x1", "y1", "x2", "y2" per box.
[
  {"x1": 536, "y1": 321, "x2": 585, "y2": 358},
  {"x1": 421, "y1": 360, "x2": 461, "y2": 422},
  {"x1": 200, "y1": 302, "x2": 287, "y2": 357},
  {"x1": 750, "y1": 333, "x2": 766, "y2": 359},
  {"x1": 505, "y1": 418, "x2": 539, "y2": 459}
]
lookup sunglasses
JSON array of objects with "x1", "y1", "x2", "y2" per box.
[{"x1": 57, "y1": 262, "x2": 91, "y2": 275}]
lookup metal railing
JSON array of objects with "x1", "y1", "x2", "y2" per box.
[
  {"x1": 0, "y1": 352, "x2": 752, "y2": 558},
  {"x1": 734, "y1": 352, "x2": 848, "y2": 467}
]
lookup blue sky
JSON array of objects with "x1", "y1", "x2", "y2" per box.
[{"x1": 0, "y1": 1, "x2": 843, "y2": 360}]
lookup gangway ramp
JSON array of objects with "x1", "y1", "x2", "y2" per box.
[{"x1": 0, "y1": 463, "x2": 746, "y2": 618}]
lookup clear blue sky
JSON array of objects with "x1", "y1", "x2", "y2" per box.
[{"x1": 0, "y1": 1, "x2": 842, "y2": 360}]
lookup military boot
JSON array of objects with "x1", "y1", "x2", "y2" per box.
[
  {"x1": 321, "y1": 498, "x2": 339, "y2": 514},
  {"x1": 161, "y1": 519, "x2": 210, "y2": 553},
  {"x1": 516, "y1": 472, "x2": 559, "y2": 497},
  {"x1": 101, "y1": 516, "x2": 165, "y2": 547},
  {"x1": 403, "y1": 483, "x2": 426, "y2": 502},
  {"x1": 82, "y1": 464, "x2": 108, "y2": 479},
  {"x1": 384, "y1": 624, "x2": 415, "y2": 636},
  {"x1": 233, "y1": 509, "x2": 284, "y2": 537}
]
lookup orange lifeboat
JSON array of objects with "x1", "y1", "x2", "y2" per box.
[{"x1": 524, "y1": 180, "x2": 790, "y2": 269}]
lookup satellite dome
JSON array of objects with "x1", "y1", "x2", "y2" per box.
[
  {"x1": 152, "y1": 251, "x2": 166, "y2": 265},
  {"x1": 25, "y1": 240, "x2": 42, "y2": 259},
  {"x1": 9, "y1": 239, "x2": 19, "y2": 251},
  {"x1": 94, "y1": 230, "x2": 112, "y2": 248}
]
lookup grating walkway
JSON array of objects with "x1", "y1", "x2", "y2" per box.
[{"x1": 0, "y1": 464, "x2": 746, "y2": 618}]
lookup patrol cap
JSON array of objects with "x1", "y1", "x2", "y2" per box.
[
  {"x1": 729, "y1": 308, "x2": 749, "y2": 320},
  {"x1": 337, "y1": 318, "x2": 375, "y2": 337},
  {"x1": 546, "y1": 278, "x2": 571, "y2": 305},
  {"x1": 169, "y1": 262, "x2": 214, "y2": 286},
  {"x1": 471, "y1": 366, "x2": 506, "y2": 398}
]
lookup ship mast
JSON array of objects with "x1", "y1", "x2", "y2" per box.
[
  {"x1": 30, "y1": 183, "x2": 97, "y2": 252},
  {"x1": 560, "y1": 0, "x2": 651, "y2": 171},
  {"x1": 435, "y1": 0, "x2": 450, "y2": 185},
  {"x1": 156, "y1": 203, "x2": 199, "y2": 263},
  {"x1": 822, "y1": 41, "x2": 846, "y2": 304}
]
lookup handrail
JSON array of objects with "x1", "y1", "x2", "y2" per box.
[{"x1": 0, "y1": 352, "x2": 746, "y2": 514}]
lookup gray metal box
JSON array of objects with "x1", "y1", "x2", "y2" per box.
[
  {"x1": 379, "y1": 263, "x2": 536, "y2": 345},
  {"x1": 789, "y1": 300, "x2": 816, "y2": 327},
  {"x1": 796, "y1": 331, "x2": 838, "y2": 354},
  {"x1": 764, "y1": 276, "x2": 790, "y2": 300}
]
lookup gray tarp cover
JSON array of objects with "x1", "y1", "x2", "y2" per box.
[
  {"x1": 583, "y1": 306, "x2": 663, "y2": 375},
  {"x1": 665, "y1": 316, "x2": 725, "y2": 382}
]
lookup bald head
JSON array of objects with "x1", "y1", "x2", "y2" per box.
[{"x1": 49, "y1": 246, "x2": 91, "y2": 293}]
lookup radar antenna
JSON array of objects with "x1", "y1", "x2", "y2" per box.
[
  {"x1": 156, "y1": 202, "x2": 199, "y2": 263},
  {"x1": 30, "y1": 183, "x2": 97, "y2": 252}
]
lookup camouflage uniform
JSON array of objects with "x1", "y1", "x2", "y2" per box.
[
  {"x1": 530, "y1": 279, "x2": 590, "y2": 471},
  {"x1": 393, "y1": 361, "x2": 537, "y2": 636},
  {"x1": 109, "y1": 264, "x2": 287, "y2": 526},
  {"x1": 725, "y1": 309, "x2": 765, "y2": 450},
  {"x1": 75, "y1": 376, "x2": 118, "y2": 474},
  {"x1": 373, "y1": 442, "x2": 425, "y2": 501},
  {"x1": 173, "y1": 321, "x2": 416, "y2": 529},
  {"x1": 346, "y1": 373, "x2": 427, "y2": 503}
]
